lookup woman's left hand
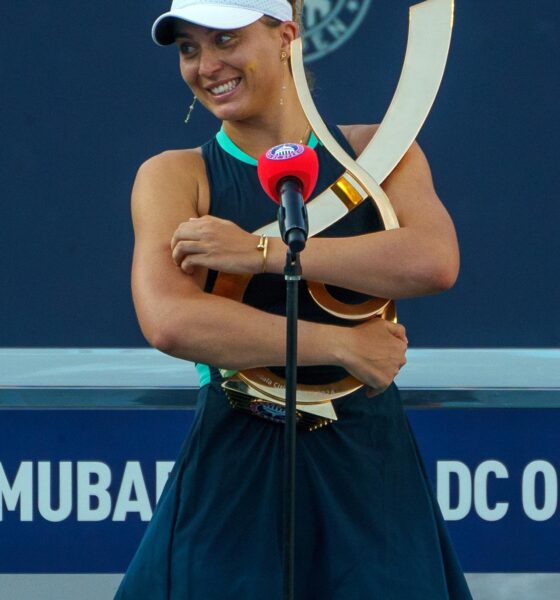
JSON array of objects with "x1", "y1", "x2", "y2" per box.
[{"x1": 171, "y1": 215, "x2": 261, "y2": 275}]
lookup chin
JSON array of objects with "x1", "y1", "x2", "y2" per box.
[{"x1": 210, "y1": 104, "x2": 251, "y2": 123}]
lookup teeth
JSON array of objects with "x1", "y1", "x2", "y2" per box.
[{"x1": 210, "y1": 79, "x2": 240, "y2": 95}]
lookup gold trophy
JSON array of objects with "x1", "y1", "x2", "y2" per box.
[{"x1": 214, "y1": 0, "x2": 455, "y2": 430}]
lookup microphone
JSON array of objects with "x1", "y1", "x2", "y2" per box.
[{"x1": 257, "y1": 143, "x2": 319, "y2": 253}]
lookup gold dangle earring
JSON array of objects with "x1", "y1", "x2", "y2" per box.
[
  {"x1": 280, "y1": 51, "x2": 288, "y2": 106},
  {"x1": 184, "y1": 96, "x2": 197, "y2": 124}
]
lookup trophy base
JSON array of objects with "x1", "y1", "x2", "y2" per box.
[{"x1": 222, "y1": 378, "x2": 338, "y2": 432}]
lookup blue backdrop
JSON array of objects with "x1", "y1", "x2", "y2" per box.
[
  {"x1": 1, "y1": 408, "x2": 559, "y2": 573},
  {"x1": 1, "y1": 1, "x2": 559, "y2": 347}
]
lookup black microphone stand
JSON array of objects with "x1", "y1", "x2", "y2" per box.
[
  {"x1": 277, "y1": 178, "x2": 308, "y2": 600},
  {"x1": 283, "y1": 248, "x2": 301, "y2": 600}
]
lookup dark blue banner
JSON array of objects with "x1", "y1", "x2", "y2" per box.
[
  {"x1": 1, "y1": 408, "x2": 559, "y2": 573},
  {"x1": 0, "y1": 411, "x2": 193, "y2": 573},
  {"x1": 409, "y1": 409, "x2": 560, "y2": 573}
]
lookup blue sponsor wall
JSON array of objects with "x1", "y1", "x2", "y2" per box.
[
  {"x1": 1, "y1": 406, "x2": 559, "y2": 574},
  {"x1": 0, "y1": 410, "x2": 194, "y2": 573},
  {"x1": 1, "y1": 0, "x2": 559, "y2": 347}
]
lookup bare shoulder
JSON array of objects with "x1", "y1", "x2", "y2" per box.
[
  {"x1": 138, "y1": 148, "x2": 204, "y2": 179},
  {"x1": 337, "y1": 123, "x2": 380, "y2": 157},
  {"x1": 338, "y1": 123, "x2": 431, "y2": 181},
  {"x1": 338, "y1": 123, "x2": 428, "y2": 162},
  {"x1": 132, "y1": 148, "x2": 209, "y2": 221},
  {"x1": 338, "y1": 124, "x2": 443, "y2": 225}
]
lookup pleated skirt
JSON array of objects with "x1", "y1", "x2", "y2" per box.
[{"x1": 115, "y1": 374, "x2": 473, "y2": 599}]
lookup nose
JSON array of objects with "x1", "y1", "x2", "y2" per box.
[{"x1": 198, "y1": 47, "x2": 223, "y2": 78}]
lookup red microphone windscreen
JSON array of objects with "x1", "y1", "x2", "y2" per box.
[{"x1": 257, "y1": 143, "x2": 319, "y2": 204}]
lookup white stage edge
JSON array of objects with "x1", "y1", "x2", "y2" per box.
[
  {"x1": 1, "y1": 347, "x2": 559, "y2": 389},
  {"x1": 1, "y1": 573, "x2": 559, "y2": 599}
]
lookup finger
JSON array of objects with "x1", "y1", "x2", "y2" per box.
[
  {"x1": 180, "y1": 251, "x2": 213, "y2": 271},
  {"x1": 366, "y1": 385, "x2": 384, "y2": 398},
  {"x1": 180, "y1": 257, "x2": 195, "y2": 275},
  {"x1": 171, "y1": 222, "x2": 203, "y2": 250},
  {"x1": 387, "y1": 321, "x2": 408, "y2": 344},
  {"x1": 171, "y1": 224, "x2": 189, "y2": 250},
  {"x1": 172, "y1": 241, "x2": 205, "y2": 265}
]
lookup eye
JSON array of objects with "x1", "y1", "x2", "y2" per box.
[
  {"x1": 179, "y1": 42, "x2": 197, "y2": 57},
  {"x1": 215, "y1": 32, "x2": 235, "y2": 46}
]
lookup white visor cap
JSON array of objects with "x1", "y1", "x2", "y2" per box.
[{"x1": 152, "y1": 0, "x2": 294, "y2": 46}]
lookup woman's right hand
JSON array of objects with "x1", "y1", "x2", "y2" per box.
[{"x1": 334, "y1": 318, "x2": 408, "y2": 397}]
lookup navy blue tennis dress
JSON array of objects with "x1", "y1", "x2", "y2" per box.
[{"x1": 114, "y1": 126, "x2": 473, "y2": 599}]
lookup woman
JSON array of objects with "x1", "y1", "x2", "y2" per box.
[{"x1": 115, "y1": 0, "x2": 472, "y2": 598}]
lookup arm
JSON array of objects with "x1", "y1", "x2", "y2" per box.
[
  {"x1": 173, "y1": 124, "x2": 459, "y2": 299},
  {"x1": 288, "y1": 124, "x2": 460, "y2": 298},
  {"x1": 131, "y1": 151, "x2": 407, "y2": 392}
]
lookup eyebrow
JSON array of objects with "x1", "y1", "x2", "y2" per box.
[{"x1": 174, "y1": 27, "x2": 218, "y2": 40}]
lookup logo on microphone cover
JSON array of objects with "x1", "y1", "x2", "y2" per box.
[{"x1": 266, "y1": 144, "x2": 305, "y2": 161}]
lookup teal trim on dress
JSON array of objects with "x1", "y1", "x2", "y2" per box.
[
  {"x1": 216, "y1": 127, "x2": 320, "y2": 166},
  {"x1": 308, "y1": 131, "x2": 320, "y2": 148},
  {"x1": 216, "y1": 128, "x2": 258, "y2": 166},
  {"x1": 195, "y1": 363, "x2": 212, "y2": 387}
]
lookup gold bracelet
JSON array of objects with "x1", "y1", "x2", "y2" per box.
[{"x1": 256, "y1": 234, "x2": 269, "y2": 273}]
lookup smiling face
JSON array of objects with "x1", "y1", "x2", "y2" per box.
[{"x1": 174, "y1": 20, "x2": 296, "y2": 122}]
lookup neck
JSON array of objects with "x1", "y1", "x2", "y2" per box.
[{"x1": 222, "y1": 84, "x2": 310, "y2": 159}]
